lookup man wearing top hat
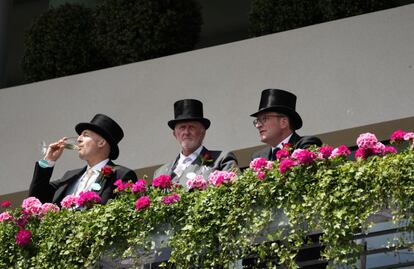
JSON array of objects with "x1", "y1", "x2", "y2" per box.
[
  {"x1": 251, "y1": 89, "x2": 322, "y2": 161},
  {"x1": 29, "y1": 113, "x2": 137, "y2": 205},
  {"x1": 154, "y1": 99, "x2": 239, "y2": 188}
]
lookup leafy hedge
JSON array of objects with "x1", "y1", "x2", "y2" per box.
[
  {"x1": 21, "y1": 4, "x2": 101, "y2": 83},
  {"x1": 22, "y1": 0, "x2": 202, "y2": 82},
  {"x1": 1, "y1": 130, "x2": 414, "y2": 268},
  {"x1": 94, "y1": 0, "x2": 202, "y2": 67},
  {"x1": 249, "y1": 0, "x2": 399, "y2": 36}
]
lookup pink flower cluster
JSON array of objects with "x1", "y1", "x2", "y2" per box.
[
  {"x1": 249, "y1": 157, "x2": 273, "y2": 180},
  {"x1": 208, "y1": 170, "x2": 237, "y2": 187},
  {"x1": 276, "y1": 149, "x2": 290, "y2": 160},
  {"x1": 250, "y1": 157, "x2": 272, "y2": 172},
  {"x1": 135, "y1": 196, "x2": 151, "y2": 211},
  {"x1": 355, "y1": 132, "x2": 397, "y2": 160},
  {"x1": 152, "y1": 175, "x2": 172, "y2": 189},
  {"x1": 356, "y1": 133, "x2": 378, "y2": 149},
  {"x1": 291, "y1": 149, "x2": 317, "y2": 165},
  {"x1": 318, "y1": 145, "x2": 334, "y2": 159},
  {"x1": 114, "y1": 179, "x2": 134, "y2": 192},
  {"x1": 162, "y1": 192, "x2": 181, "y2": 205},
  {"x1": 1, "y1": 200, "x2": 11, "y2": 208},
  {"x1": 330, "y1": 145, "x2": 351, "y2": 158},
  {"x1": 132, "y1": 179, "x2": 147, "y2": 193},
  {"x1": 77, "y1": 191, "x2": 102, "y2": 207},
  {"x1": 40, "y1": 203, "x2": 59, "y2": 217},
  {"x1": 21, "y1": 197, "x2": 42, "y2": 216},
  {"x1": 187, "y1": 175, "x2": 208, "y2": 190},
  {"x1": 279, "y1": 159, "x2": 297, "y2": 174},
  {"x1": 0, "y1": 211, "x2": 13, "y2": 222},
  {"x1": 61, "y1": 195, "x2": 79, "y2": 209},
  {"x1": 404, "y1": 132, "x2": 414, "y2": 142},
  {"x1": 15, "y1": 229, "x2": 32, "y2": 247},
  {"x1": 389, "y1": 130, "x2": 414, "y2": 144},
  {"x1": 390, "y1": 130, "x2": 407, "y2": 143}
]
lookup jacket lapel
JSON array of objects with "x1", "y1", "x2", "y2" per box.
[
  {"x1": 289, "y1": 132, "x2": 302, "y2": 148},
  {"x1": 52, "y1": 167, "x2": 86, "y2": 204},
  {"x1": 94, "y1": 160, "x2": 115, "y2": 196}
]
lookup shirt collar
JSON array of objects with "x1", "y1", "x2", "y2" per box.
[
  {"x1": 274, "y1": 134, "x2": 293, "y2": 150},
  {"x1": 178, "y1": 145, "x2": 204, "y2": 164},
  {"x1": 87, "y1": 159, "x2": 110, "y2": 173}
]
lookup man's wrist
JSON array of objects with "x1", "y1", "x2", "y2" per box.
[{"x1": 38, "y1": 159, "x2": 55, "y2": 168}]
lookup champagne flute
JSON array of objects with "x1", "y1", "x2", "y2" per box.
[{"x1": 40, "y1": 137, "x2": 79, "y2": 155}]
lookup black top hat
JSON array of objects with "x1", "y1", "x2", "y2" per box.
[
  {"x1": 75, "y1": 114, "x2": 124, "y2": 160},
  {"x1": 168, "y1": 99, "x2": 211, "y2": 130},
  {"x1": 251, "y1": 89, "x2": 303, "y2": 130}
]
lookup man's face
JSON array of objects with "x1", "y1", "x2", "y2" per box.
[
  {"x1": 254, "y1": 112, "x2": 288, "y2": 146},
  {"x1": 77, "y1": 130, "x2": 106, "y2": 161},
  {"x1": 173, "y1": 121, "x2": 206, "y2": 154}
]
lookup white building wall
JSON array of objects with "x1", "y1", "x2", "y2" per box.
[{"x1": 0, "y1": 5, "x2": 413, "y2": 196}]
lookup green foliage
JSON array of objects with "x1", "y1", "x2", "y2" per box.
[
  {"x1": 249, "y1": 0, "x2": 399, "y2": 36},
  {"x1": 1, "y1": 140, "x2": 414, "y2": 268},
  {"x1": 94, "y1": 0, "x2": 202, "y2": 66},
  {"x1": 21, "y1": 4, "x2": 101, "y2": 83}
]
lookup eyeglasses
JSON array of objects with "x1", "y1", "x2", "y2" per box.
[{"x1": 253, "y1": 115, "x2": 285, "y2": 126}]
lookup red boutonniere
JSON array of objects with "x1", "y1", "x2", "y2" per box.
[
  {"x1": 100, "y1": 165, "x2": 113, "y2": 177},
  {"x1": 199, "y1": 152, "x2": 214, "y2": 167}
]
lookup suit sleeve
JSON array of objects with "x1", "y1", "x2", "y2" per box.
[
  {"x1": 28, "y1": 162, "x2": 57, "y2": 203},
  {"x1": 218, "y1": 151, "x2": 240, "y2": 174}
]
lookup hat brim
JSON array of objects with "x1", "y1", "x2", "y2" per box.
[
  {"x1": 75, "y1": 122, "x2": 119, "y2": 160},
  {"x1": 168, "y1": 117, "x2": 211, "y2": 130},
  {"x1": 250, "y1": 106, "x2": 303, "y2": 130}
]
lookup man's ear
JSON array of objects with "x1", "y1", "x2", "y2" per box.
[
  {"x1": 97, "y1": 139, "x2": 107, "y2": 148},
  {"x1": 280, "y1": 117, "x2": 290, "y2": 129},
  {"x1": 173, "y1": 130, "x2": 177, "y2": 139}
]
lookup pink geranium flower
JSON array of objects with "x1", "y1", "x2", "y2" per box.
[
  {"x1": 135, "y1": 196, "x2": 151, "y2": 211},
  {"x1": 187, "y1": 175, "x2": 208, "y2": 190},
  {"x1": 152, "y1": 175, "x2": 172, "y2": 189},
  {"x1": 162, "y1": 192, "x2": 181, "y2": 205},
  {"x1": 249, "y1": 157, "x2": 268, "y2": 172},
  {"x1": 1, "y1": 200, "x2": 11, "y2": 208},
  {"x1": 404, "y1": 132, "x2": 414, "y2": 142},
  {"x1": 383, "y1": 145, "x2": 397, "y2": 155},
  {"x1": 256, "y1": 171, "x2": 266, "y2": 180},
  {"x1": 15, "y1": 229, "x2": 32, "y2": 247},
  {"x1": 114, "y1": 179, "x2": 134, "y2": 192},
  {"x1": 373, "y1": 142, "x2": 385, "y2": 155},
  {"x1": 318, "y1": 145, "x2": 334, "y2": 159},
  {"x1": 40, "y1": 203, "x2": 60, "y2": 216},
  {"x1": 390, "y1": 130, "x2": 407, "y2": 143},
  {"x1": 355, "y1": 148, "x2": 372, "y2": 160},
  {"x1": 21, "y1": 197, "x2": 42, "y2": 216},
  {"x1": 279, "y1": 159, "x2": 297, "y2": 174},
  {"x1": 356, "y1": 133, "x2": 378, "y2": 149},
  {"x1": 60, "y1": 195, "x2": 79, "y2": 209},
  {"x1": 291, "y1": 149, "x2": 317, "y2": 165},
  {"x1": 330, "y1": 145, "x2": 351, "y2": 158},
  {"x1": 208, "y1": 171, "x2": 237, "y2": 187},
  {"x1": 276, "y1": 149, "x2": 290, "y2": 161},
  {"x1": 0, "y1": 212, "x2": 13, "y2": 222},
  {"x1": 77, "y1": 191, "x2": 101, "y2": 208},
  {"x1": 132, "y1": 179, "x2": 147, "y2": 193}
]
